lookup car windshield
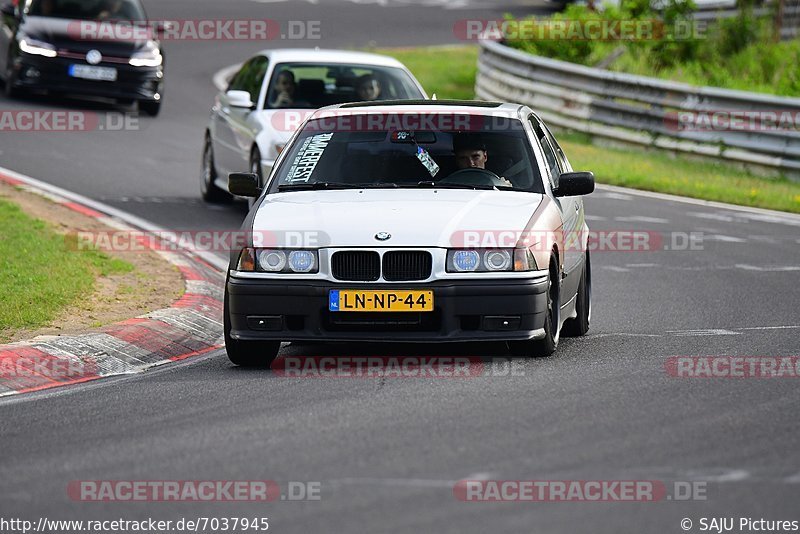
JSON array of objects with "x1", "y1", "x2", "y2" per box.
[
  {"x1": 265, "y1": 63, "x2": 424, "y2": 109},
  {"x1": 28, "y1": 0, "x2": 146, "y2": 20},
  {"x1": 269, "y1": 113, "x2": 544, "y2": 193}
]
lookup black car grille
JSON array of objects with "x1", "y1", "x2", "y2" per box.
[
  {"x1": 330, "y1": 250, "x2": 432, "y2": 281},
  {"x1": 331, "y1": 251, "x2": 380, "y2": 281},
  {"x1": 382, "y1": 251, "x2": 432, "y2": 281}
]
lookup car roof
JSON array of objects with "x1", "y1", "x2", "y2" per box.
[
  {"x1": 310, "y1": 99, "x2": 524, "y2": 117},
  {"x1": 256, "y1": 48, "x2": 409, "y2": 68}
]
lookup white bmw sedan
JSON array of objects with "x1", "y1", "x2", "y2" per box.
[
  {"x1": 224, "y1": 101, "x2": 594, "y2": 366},
  {"x1": 201, "y1": 49, "x2": 427, "y2": 204}
]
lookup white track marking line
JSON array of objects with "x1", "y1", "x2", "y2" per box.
[
  {"x1": 735, "y1": 264, "x2": 800, "y2": 272},
  {"x1": 668, "y1": 329, "x2": 741, "y2": 336},
  {"x1": 600, "y1": 265, "x2": 631, "y2": 272},
  {"x1": 614, "y1": 216, "x2": 670, "y2": 224},
  {"x1": 706, "y1": 234, "x2": 748, "y2": 243}
]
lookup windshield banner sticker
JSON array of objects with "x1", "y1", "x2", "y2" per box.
[{"x1": 286, "y1": 132, "x2": 333, "y2": 183}]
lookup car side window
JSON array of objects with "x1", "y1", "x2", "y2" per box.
[
  {"x1": 529, "y1": 115, "x2": 561, "y2": 189},
  {"x1": 246, "y1": 57, "x2": 269, "y2": 104},
  {"x1": 227, "y1": 59, "x2": 256, "y2": 93},
  {"x1": 542, "y1": 123, "x2": 570, "y2": 173},
  {"x1": 227, "y1": 57, "x2": 269, "y2": 107}
]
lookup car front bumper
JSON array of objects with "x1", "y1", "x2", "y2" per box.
[
  {"x1": 10, "y1": 54, "x2": 163, "y2": 101},
  {"x1": 226, "y1": 275, "x2": 549, "y2": 343}
]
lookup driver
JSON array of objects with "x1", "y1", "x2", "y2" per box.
[
  {"x1": 453, "y1": 133, "x2": 488, "y2": 170},
  {"x1": 452, "y1": 133, "x2": 513, "y2": 186}
]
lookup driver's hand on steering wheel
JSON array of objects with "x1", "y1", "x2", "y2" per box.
[{"x1": 498, "y1": 176, "x2": 513, "y2": 187}]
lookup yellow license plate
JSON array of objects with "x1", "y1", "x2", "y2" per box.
[{"x1": 329, "y1": 290, "x2": 434, "y2": 312}]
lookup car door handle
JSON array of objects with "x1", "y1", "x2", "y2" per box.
[{"x1": 575, "y1": 203, "x2": 580, "y2": 212}]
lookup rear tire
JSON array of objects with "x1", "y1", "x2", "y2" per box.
[
  {"x1": 508, "y1": 257, "x2": 560, "y2": 357},
  {"x1": 562, "y1": 250, "x2": 591, "y2": 337},
  {"x1": 200, "y1": 135, "x2": 232, "y2": 203},
  {"x1": 224, "y1": 288, "x2": 281, "y2": 367}
]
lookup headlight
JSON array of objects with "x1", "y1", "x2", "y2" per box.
[
  {"x1": 236, "y1": 248, "x2": 319, "y2": 273},
  {"x1": 257, "y1": 250, "x2": 286, "y2": 272},
  {"x1": 484, "y1": 249, "x2": 512, "y2": 271},
  {"x1": 451, "y1": 250, "x2": 480, "y2": 272},
  {"x1": 288, "y1": 250, "x2": 316, "y2": 273},
  {"x1": 19, "y1": 36, "x2": 57, "y2": 58},
  {"x1": 447, "y1": 248, "x2": 537, "y2": 273},
  {"x1": 129, "y1": 40, "x2": 162, "y2": 67}
]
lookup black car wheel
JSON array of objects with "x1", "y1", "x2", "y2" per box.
[
  {"x1": 200, "y1": 134, "x2": 231, "y2": 203},
  {"x1": 224, "y1": 286, "x2": 281, "y2": 367},
  {"x1": 139, "y1": 99, "x2": 161, "y2": 116},
  {"x1": 4, "y1": 62, "x2": 19, "y2": 99},
  {"x1": 508, "y1": 257, "x2": 560, "y2": 357}
]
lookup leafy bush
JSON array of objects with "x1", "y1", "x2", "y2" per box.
[{"x1": 504, "y1": 0, "x2": 799, "y2": 95}]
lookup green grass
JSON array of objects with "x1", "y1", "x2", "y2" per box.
[
  {"x1": 373, "y1": 46, "x2": 479, "y2": 100},
  {"x1": 560, "y1": 133, "x2": 800, "y2": 213},
  {"x1": 372, "y1": 45, "x2": 800, "y2": 214},
  {"x1": 0, "y1": 198, "x2": 132, "y2": 337}
]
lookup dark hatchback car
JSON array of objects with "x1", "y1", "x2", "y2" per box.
[{"x1": 0, "y1": 0, "x2": 164, "y2": 115}]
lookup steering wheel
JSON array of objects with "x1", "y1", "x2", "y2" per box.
[{"x1": 438, "y1": 168, "x2": 506, "y2": 187}]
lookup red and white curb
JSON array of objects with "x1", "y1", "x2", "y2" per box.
[{"x1": 0, "y1": 167, "x2": 227, "y2": 398}]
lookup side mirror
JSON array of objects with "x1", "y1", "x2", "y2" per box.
[
  {"x1": 226, "y1": 89, "x2": 254, "y2": 109},
  {"x1": 1, "y1": 3, "x2": 17, "y2": 17},
  {"x1": 228, "y1": 172, "x2": 261, "y2": 198},
  {"x1": 554, "y1": 171, "x2": 594, "y2": 197}
]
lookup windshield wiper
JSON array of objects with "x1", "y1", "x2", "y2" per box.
[
  {"x1": 409, "y1": 181, "x2": 497, "y2": 191},
  {"x1": 277, "y1": 182, "x2": 357, "y2": 191}
]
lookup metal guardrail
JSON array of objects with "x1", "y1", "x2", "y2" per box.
[{"x1": 475, "y1": 39, "x2": 800, "y2": 178}]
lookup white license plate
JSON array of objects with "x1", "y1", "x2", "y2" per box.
[{"x1": 69, "y1": 64, "x2": 117, "y2": 82}]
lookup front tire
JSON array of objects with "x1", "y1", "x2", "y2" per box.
[
  {"x1": 4, "y1": 62, "x2": 19, "y2": 99},
  {"x1": 139, "y1": 99, "x2": 161, "y2": 116},
  {"x1": 508, "y1": 257, "x2": 560, "y2": 357},
  {"x1": 224, "y1": 287, "x2": 281, "y2": 367},
  {"x1": 563, "y1": 251, "x2": 591, "y2": 337}
]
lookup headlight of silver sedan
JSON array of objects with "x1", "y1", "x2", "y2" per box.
[
  {"x1": 446, "y1": 248, "x2": 536, "y2": 273},
  {"x1": 236, "y1": 248, "x2": 318, "y2": 273}
]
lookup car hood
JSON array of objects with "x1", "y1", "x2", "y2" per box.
[
  {"x1": 251, "y1": 189, "x2": 544, "y2": 247},
  {"x1": 20, "y1": 16, "x2": 149, "y2": 54},
  {"x1": 252, "y1": 109, "x2": 310, "y2": 147}
]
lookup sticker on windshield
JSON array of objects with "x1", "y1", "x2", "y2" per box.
[
  {"x1": 285, "y1": 132, "x2": 334, "y2": 183},
  {"x1": 416, "y1": 146, "x2": 440, "y2": 178}
]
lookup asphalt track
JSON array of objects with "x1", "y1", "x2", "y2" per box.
[{"x1": 1, "y1": 1, "x2": 799, "y2": 532}]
